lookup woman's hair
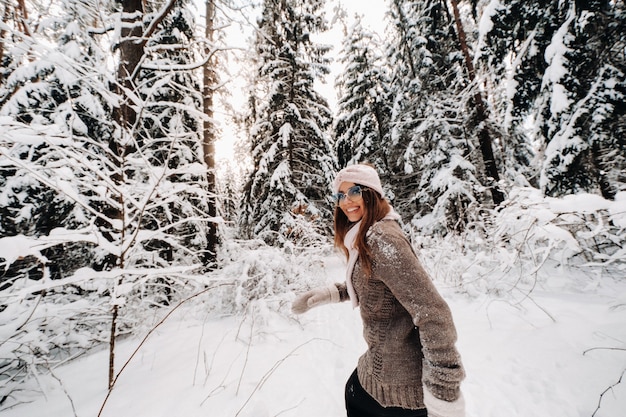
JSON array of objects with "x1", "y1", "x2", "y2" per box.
[{"x1": 333, "y1": 186, "x2": 391, "y2": 276}]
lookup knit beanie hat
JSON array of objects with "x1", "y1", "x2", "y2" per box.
[{"x1": 333, "y1": 164, "x2": 384, "y2": 197}]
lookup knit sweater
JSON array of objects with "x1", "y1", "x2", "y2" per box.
[{"x1": 336, "y1": 219, "x2": 465, "y2": 409}]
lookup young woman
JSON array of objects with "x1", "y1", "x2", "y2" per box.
[{"x1": 292, "y1": 164, "x2": 466, "y2": 417}]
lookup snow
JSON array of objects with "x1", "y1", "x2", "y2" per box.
[
  {"x1": 2, "y1": 2, "x2": 625, "y2": 416},
  {"x1": 2, "y1": 254, "x2": 625, "y2": 417},
  {"x1": 543, "y1": 3, "x2": 576, "y2": 118}
]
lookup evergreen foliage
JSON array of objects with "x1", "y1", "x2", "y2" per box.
[
  {"x1": 0, "y1": 0, "x2": 116, "y2": 274},
  {"x1": 0, "y1": 0, "x2": 625, "y2": 407},
  {"x1": 539, "y1": 0, "x2": 626, "y2": 198},
  {"x1": 333, "y1": 16, "x2": 393, "y2": 186},
  {"x1": 384, "y1": 0, "x2": 487, "y2": 233},
  {"x1": 480, "y1": 0, "x2": 626, "y2": 197},
  {"x1": 239, "y1": 0, "x2": 336, "y2": 246},
  {"x1": 133, "y1": 3, "x2": 214, "y2": 266},
  {"x1": 0, "y1": 0, "x2": 218, "y2": 398}
]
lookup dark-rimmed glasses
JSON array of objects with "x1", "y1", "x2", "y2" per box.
[{"x1": 332, "y1": 185, "x2": 368, "y2": 206}]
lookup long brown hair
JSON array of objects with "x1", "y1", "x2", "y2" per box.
[{"x1": 333, "y1": 187, "x2": 391, "y2": 276}]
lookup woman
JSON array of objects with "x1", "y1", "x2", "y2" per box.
[{"x1": 292, "y1": 164, "x2": 466, "y2": 417}]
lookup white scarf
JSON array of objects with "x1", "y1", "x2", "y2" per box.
[{"x1": 343, "y1": 208, "x2": 401, "y2": 308}]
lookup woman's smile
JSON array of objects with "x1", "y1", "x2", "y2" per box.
[{"x1": 338, "y1": 182, "x2": 364, "y2": 222}]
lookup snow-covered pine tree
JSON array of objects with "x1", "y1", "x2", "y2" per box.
[
  {"x1": 0, "y1": 1, "x2": 27, "y2": 88},
  {"x1": 0, "y1": 0, "x2": 219, "y2": 398},
  {"x1": 333, "y1": 15, "x2": 393, "y2": 187},
  {"x1": 0, "y1": 0, "x2": 121, "y2": 401},
  {"x1": 132, "y1": 2, "x2": 215, "y2": 269},
  {"x1": 385, "y1": 0, "x2": 486, "y2": 233},
  {"x1": 482, "y1": 0, "x2": 625, "y2": 197},
  {"x1": 538, "y1": 0, "x2": 626, "y2": 197},
  {"x1": 0, "y1": 0, "x2": 110, "y2": 272},
  {"x1": 104, "y1": 0, "x2": 218, "y2": 388},
  {"x1": 475, "y1": 0, "x2": 546, "y2": 188},
  {"x1": 239, "y1": 0, "x2": 336, "y2": 247},
  {"x1": 450, "y1": 0, "x2": 505, "y2": 206}
]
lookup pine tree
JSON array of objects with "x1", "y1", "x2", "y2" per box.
[
  {"x1": 132, "y1": 2, "x2": 214, "y2": 267},
  {"x1": 0, "y1": 0, "x2": 219, "y2": 395},
  {"x1": 0, "y1": 0, "x2": 115, "y2": 276},
  {"x1": 239, "y1": 0, "x2": 336, "y2": 246},
  {"x1": 385, "y1": 0, "x2": 485, "y2": 233},
  {"x1": 450, "y1": 0, "x2": 505, "y2": 206},
  {"x1": 104, "y1": 0, "x2": 215, "y2": 388},
  {"x1": 477, "y1": 0, "x2": 552, "y2": 188},
  {"x1": 539, "y1": 0, "x2": 626, "y2": 197},
  {"x1": 480, "y1": 0, "x2": 626, "y2": 197},
  {"x1": 333, "y1": 16, "x2": 393, "y2": 187}
]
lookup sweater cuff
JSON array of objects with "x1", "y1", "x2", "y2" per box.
[{"x1": 334, "y1": 283, "x2": 349, "y2": 302}]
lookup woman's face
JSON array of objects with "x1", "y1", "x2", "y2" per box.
[{"x1": 337, "y1": 181, "x2": 365, "y2": 222}]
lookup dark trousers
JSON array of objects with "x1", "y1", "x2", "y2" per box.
[{"x1": 344, "y1": 369, "x2": 428, "y2": 417}]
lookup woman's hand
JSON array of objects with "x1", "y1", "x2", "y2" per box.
[
  {"x1": 291, "y1": 284, "x2": 340, "y2": 314},
  {"x1": 423, "y1": 388, "x2": 466, "y2": 417}
]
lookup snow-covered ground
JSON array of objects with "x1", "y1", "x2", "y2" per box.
[{"x1": 3, "y1": 255, "x2": 625, "y2": 417}]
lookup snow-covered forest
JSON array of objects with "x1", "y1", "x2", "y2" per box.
[{"x1": 1, "y1": 0, "x2": 625, "y2": 416}]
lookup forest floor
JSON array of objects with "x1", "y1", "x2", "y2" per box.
[{"x1": 3, "y1": 256, "x2": 626, "y2": 417}]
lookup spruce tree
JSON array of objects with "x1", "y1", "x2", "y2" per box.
[
  {"x1": 477, "y1": 0, "x2": 551, "y2": 187},
  {"x1": 0, "y1": 0, "x2": 115, "y2": 277},
  {"x1": 334, "y1": 16, "x2": 393, "y2": 187},
  {"x1": 539, "y1": 0, "x2": 626, "y2": 197},
  {"x1": 385, "y1": 0, "x2": 485, "y2": 233},
  {"x1": 481, "y1": 0, "x2": 625, "y2": 197},
  {"x1": 132, "y1": 3, "x2": 214, "y2": 267},
  {"x1": 239, "y1": 0, "x2": 336, "y2": 246}
]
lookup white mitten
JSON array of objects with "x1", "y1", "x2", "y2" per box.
[
  {"x1": 291, "y1": 284, "x2": 340, "y2": 314},
  {"x1": 423, "y1": 388, "x2": 466, "y2": 417}
]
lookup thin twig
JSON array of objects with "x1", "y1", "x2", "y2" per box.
[
  {"x1": 236, "y1": 315, "x2": 255, "y2": 396},
  {"x1": 48, "y1": 368, "x2": 78, "y2": 417},
  {"x1": 583, "y1": 346, "x2": 626, "y2": 356},
  {"x1": 273, "y1": 398, "x2": 305, "y2": 416},
  {"x1": 592, "y1": 368, "x2": 626, "y2": 417},
  {"x1": 192, "y1": 310, "x2": 210, "y2": 386},
  {"x1": 203, "y1": 330, "x2": 232, "y2": 386},
  {"x1": 200, "y1": 340, "x2": 245, "y2": 405}
]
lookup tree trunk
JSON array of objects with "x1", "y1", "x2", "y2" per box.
[
  {"x1": 108, "y1": 0, "x2": 145, "y2": 390},
  {"x1": 113, "y1": 0, "x2": 145, "y2": 129},
  {"x1": 108, "y1": 301, "x2": 119, "y2": 389},
  {"x1": 0, "y1": 3, "x2": 11, "y2": 66},
  {"x1": 16, "y1": 0, "x2": 32, "y2": 37},
  {"x1": 113, "y1": 0, "x2": 177, "y2": 129},
  {"x1": 203, "y1": 0, "x2": 218, "y2": 266},
  {"x1": 450, "y1": 0, "x2": 505, "y2": 206}
]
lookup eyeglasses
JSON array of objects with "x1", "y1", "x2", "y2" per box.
[{"x1": 332, "y1": 185, "x2": 368, "y2": 205}]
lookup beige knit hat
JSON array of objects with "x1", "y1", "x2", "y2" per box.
[{"x1": 333, "y1": 164, "x2": 384, "y2": 197}]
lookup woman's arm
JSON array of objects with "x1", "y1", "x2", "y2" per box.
[{"x1": 368, "y1": 222, "x2": 465, "y2": 401}]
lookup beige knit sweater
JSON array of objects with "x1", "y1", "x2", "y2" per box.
[{"x1": 336, "y1": 219, "x2": 465, "y2": 409}]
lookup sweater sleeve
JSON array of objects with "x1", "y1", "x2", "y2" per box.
[
  {"x1": 334, "y1": 282, "x2": 350, "y2": 302},
  {"x1": 368, "y1": 221, "x2": 465, "y2": 401}
]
